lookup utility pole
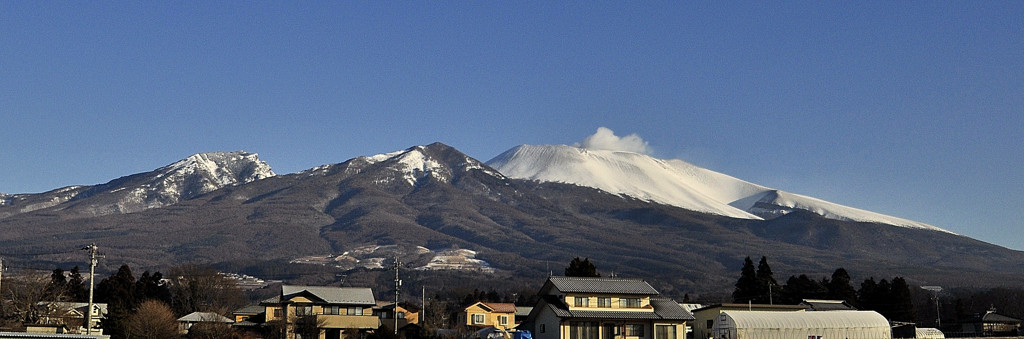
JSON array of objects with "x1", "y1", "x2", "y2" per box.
[
  {"x1": 0, "y1": 257, "x2": 5, "y2": 302},
  {"x1": 421, "y1": 285, "x2": 426, "y2": 329},
  {"x1": 922, "y1": 286, "x2": 943, "y2": 327},
  {"x1": 393, "y1": 257, "x2": 401, "y2": 336},
  {"x1": 83, "y1": 244, "x2": 99, "y2": 335}
]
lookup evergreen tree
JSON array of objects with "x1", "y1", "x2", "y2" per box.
[
  {"x1": 780, "y1": 274, "x2": 828, "y2": 304},
  {"x1": 564, "y1": 257, "x2": 600, "y2": 277},
  {"x1": 858, "y1": 277, "x2": 878, "y2": 310},
  {"x1": 67, "y1": 266, "x2": 88, "y2": 302},
  {"x1": 732, "y1": 257, "x2": 758, "y2": 303},
  {"x1": 97, "y1": 264, "x2": 137, "y2": 339},
  {"x1": 826, "y1": 268, "x2": 858, "y2": 306},
  {"x1": 876, "y1": 279, "x2": 892, "y2": 318},
  {"x1": 754, "y1": 256, "x2": 779, "y2": 304},
  {"x1": 134, "y1": 271, "x2": 171, "y2": 305},
  {"x1": 889, "y1": 277, "x2": 916, "y2": 322},
  {"x1": 45, "y1": 267, "x2": 68, "y2": 301}
]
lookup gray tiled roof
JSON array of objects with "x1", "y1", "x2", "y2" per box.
[
  {"x1": 178, "y1": 311, "x2": 234, "y2": 323},
  {"x1": 234, "y1": 305, "x2": 265, "y2": 314},
  {"x1": 537, "y1": 295, "x2": 692, "y2": 321},
  {"x1": 982, "y1": 312, "x2": 1022, "y2": 324},
  {"x1": 280, "y1": 285, "x2": 376, "y2": 305},
  {"x1": 650, "y1": 298, "x2": 695, "y2": 321},
  {"x1": 547, "y1": 276, "x2": 660, "y2": 295}
]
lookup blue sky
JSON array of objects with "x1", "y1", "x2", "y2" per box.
[{"x1": 1, "y1": 2, "x2": 1022, "y2": 250}]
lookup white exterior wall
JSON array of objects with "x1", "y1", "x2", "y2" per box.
[{"x1": 532, "y1": 307, "x2": 565, "y2": 339}]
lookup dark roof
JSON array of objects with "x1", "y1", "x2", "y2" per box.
[
  {"x1": 690, "y1": 303, "x2": 807, "y2": 313},
  {"x1": 535, "y1": 295, "x2": 692, "y2": 321},
  {"x1": 234, "y1": 305, "x2": 264, "y2": 314},
  {"x1": 650, "y1": 298, "x2": 695, "y2": 321},
  {"x1": 277, "y1": 285, "x2": 376, "y2": 305},
  {"x1": 982, "y1": 312, "x2": 1022, "y2": 324},
  {"x1": 480, "y1": 302, "x2": 518, "y2": 313},
  {"x1": 545, "y1": 276, "x2": 660, "y2": 295},
  {"x1": 799, "y1": 299, "x2": 857, "y2": 311}
]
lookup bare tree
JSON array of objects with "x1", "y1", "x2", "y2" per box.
[
  {"x1": 168, "y1": 264, "x2": 245, "y2": 317},
  {"x1": 5, "y1": 273, "x2": 52, "y2": 325},
  {"x1": 125, "y1": 300, "x2": 180, "y2": 339}
]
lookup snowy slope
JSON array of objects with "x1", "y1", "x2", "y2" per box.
[
  {"x1": 0, "y1": 151, "x2": 275, "y2": 218},
  {"x1": 487, "y1": 144, "x2": 949, "y2": 233}
]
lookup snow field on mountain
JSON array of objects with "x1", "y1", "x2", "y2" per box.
[{"x1": 487, "y1": 144, "x2": 950, "y2": 233}]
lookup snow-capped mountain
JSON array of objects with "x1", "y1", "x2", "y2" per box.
[
  {"x1": 300, "y1": 143, "x2": 504, "y2": 187},
  {"x1": 0, "y1": 151, "x2": 274, "y2": 218},
  {"x1": 487, "y1": 144, "x2": 948, "y2": 233},
  {"x1": 4, "y1": 142, "x2": 1022, "y2": 293}
]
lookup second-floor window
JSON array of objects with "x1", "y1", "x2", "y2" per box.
[
  {"x1": 498, "y1": 315, "x2": 508, "y2": 326},
  {"x1": 472, "y1": 314, "x2": 485, "y2": 324},
  {"x1": 347, "y1": 307, "x2": 363, "y2": 316},
  {"x1": 324, "y1": 306, "x2": 340, "y2": 315},
  {"x1": 295, "y1": 305, "x2": 313, "y2": 316},
  {"x1": 620, "y1": 298, "x2": 641, "y2": 308},
  {"x1": 597, "y1": 297, "x2": 611, "y2": 308},
  {"x1": 574, "y1": 297, "x2": 589, "y2": 307},
  {"x1": 274, "y1": 309, "x2": 283, "y2": 318}
]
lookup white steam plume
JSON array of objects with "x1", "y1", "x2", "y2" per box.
[{"x1": 576, "y1": 127, "x2": 652, "y2": 155}]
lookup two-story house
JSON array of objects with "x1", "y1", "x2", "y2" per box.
[
  {"x1": 34, "y1": 301, "x2": 107, "y2": 335},
  {"x1": 262, "y1": 285, "x2": 381, "y2": 339},
  {"x1": 463, "y1": 302, "x2": 518, "y2": 330},
  {"x1": 522, "y1": 277, "x2": 693, "y2": 339}
]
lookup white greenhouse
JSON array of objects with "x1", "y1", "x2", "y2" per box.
[{"x1": 711, "y1": 310, "x2": 891, "y2": 339}]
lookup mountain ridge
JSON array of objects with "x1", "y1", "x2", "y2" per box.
[{"x1": 1, "y1": 142, "x2": 1020, "y2": 295}]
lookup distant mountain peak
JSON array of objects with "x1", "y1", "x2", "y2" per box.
[
  {"x1": 158, "y1": 151, "x2": 276, "y2": 186},
  {"x1": 359, "y1": 143, "x2": 503, "y2": 187},
  {"x1": 487, "y1": 144, "x2": 950, "y2": 233}
]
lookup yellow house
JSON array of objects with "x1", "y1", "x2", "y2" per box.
[
  {"x1": 463, "y1": 302, "x2": 519, "y2": 330},
  {"x1": 522, "y1": 276, "x2": 693, "y2": 339},
  {"x1": 374, "y1": 301, "x2": 421, "y2": 331},
  {"x1": 262, "y1": 285, "x2": 381, "y2": 339}
]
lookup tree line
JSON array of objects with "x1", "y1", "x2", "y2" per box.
[
  {"x1": 1, "y1": 263, "x2": 246, "y2": 338},
  {"x1": 731, "y1": 256, "x2": 915, "y2": 322}
]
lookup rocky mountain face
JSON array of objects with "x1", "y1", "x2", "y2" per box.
[
  {"x1": 1, "y1": 144, "x2": 1021, "y2": 295},
  {"x1": 0, "y1": 151, "x2": 274, "y2": 218}
]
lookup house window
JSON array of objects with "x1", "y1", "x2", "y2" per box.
[
  {"x1": 397, "y1": 312, "x2": 405, "y2": 319},
  {"x1": 656, "y1": 325, "x2": 676, "y2": 339},
  {"x1": 540, "y1": 324, "x2": 546, "y2": 333},
  {"x1": 574, "y1": 297, "x2": 589, "y2": 307},
  {"x1": 472, "y1": 314, "x2": 485, "y2": 324},
  {"x1": 625, "y1": 324, "x2": 644, "y2": 337},
  {"x1": 597, "y1": 297, "x2": 611, "y2": 308},
  {"x1": 295, "y1": 305, "x2": 313, "y2": 316},
  {"x1": 706, "y1": 320, "x2": 713, "y2": 329},
  {"x1": 274, "y1": 309, "x2": 283, "y2": 318},
  {"x1": 620, "y1": 298, "x2": 641, "y2": 308},
  {"x1": 347, "y1": 307, "x2": 363, "y2": 315},
  {"x1": 498, "y1": 315, "x2": 509, "y2": 326},
  {"x1": 569, "y1": 321, "x2": 599, "y2": 339}
]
